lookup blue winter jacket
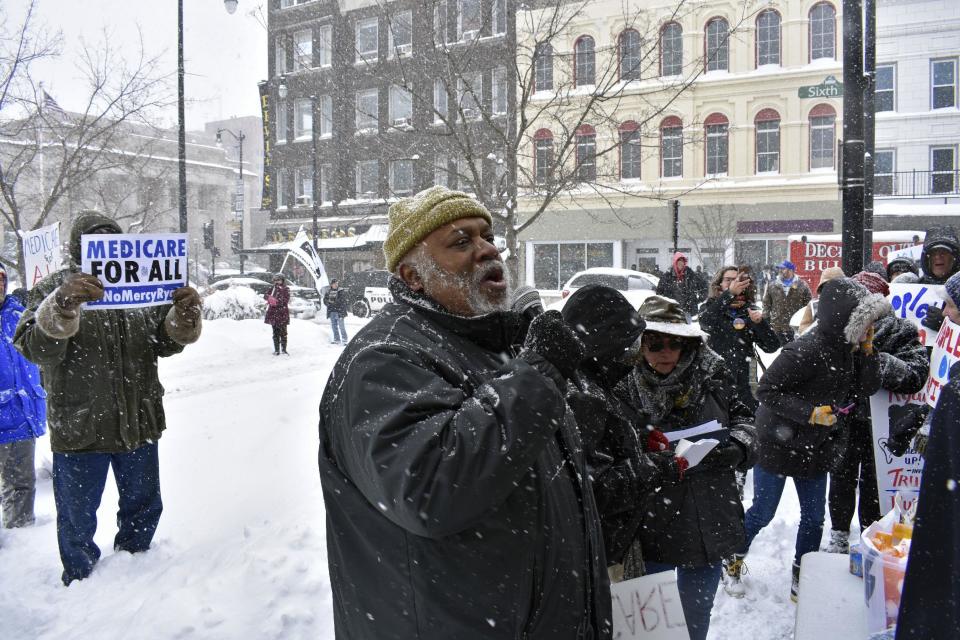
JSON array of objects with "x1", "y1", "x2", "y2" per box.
[{"x1": 0, "y1": 295, "x2": 46, "y2": 444}]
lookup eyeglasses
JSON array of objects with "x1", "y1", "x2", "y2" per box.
[{"x1": 643, "y1": 336, "x2": 686, "y2": 352}]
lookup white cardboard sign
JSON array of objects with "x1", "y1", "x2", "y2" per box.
[
  {"x1": 924, "y1": 317, "x2": 960, "y2": 408},
  {"x1": 869, "y1": 391, "x2": 926, "y2": 517},
  {"x1": 611, "y1": 571, "x2": 690, "y2": 639},
  {"x1": 81, "y1": 233, "x2": 188, "y2": 309},
  {"x1": 887, "y1": 283, "x2": 945, "y2": 347},
  {"x1": 21, "y1": 222, "x2": 63, "y2": 289}
]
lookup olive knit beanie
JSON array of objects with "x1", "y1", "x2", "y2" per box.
[{"x1": 383, "y1": 186, "x2": 492, "y2": 272}]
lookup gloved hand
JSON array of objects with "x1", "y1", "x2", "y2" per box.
[
  {"x1": 859, "y1": 326, "x2": 876, "y2": 355},
  {"x1": 171, "y1": 286, "x2": 202, "y2": 325},
  {"x1": 922, "y1": 305, "x2": 945, "y2": 333},
  {"x1": 520, "y1": 310, "x2": 584, "y2": 381},
  {"x1": 55, "y1": 273, "x2": 105, "y2": 310},
  {"x1": 648, "y1": 451, "x2": 688, "y2": 484},
  {"x1": 810, "y1": 405, "x2": 837, "y2": 426},
  {"x1": 646, "y1": 428, "x2": 670, "y2": 453},
  {"x1": 702, "y1": 442, "x2": 745, "y2": 470}
]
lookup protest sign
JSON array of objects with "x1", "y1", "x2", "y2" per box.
[
  {"x1": 924, "y1": 317, "x2": 960, "y2": 408},
  {"x1": 611, "y1": 571, "x2": 689, "y2": 639},
  {"x1": 81, "y1": 233, "x2": 188, "y2": 310},
  {"x1": 21, "y1": 222, "x2": 63, "y2": 289},
  {"x1": 869, "y1": 391, "x2": 926, "y2": 516},
  {"x1": 887, "y1": 283, "x2": 945, "y2": 346}
]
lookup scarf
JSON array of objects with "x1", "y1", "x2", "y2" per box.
[
  {"x1": 627, "y1": 348, "x2": 703, "y2": 426},
  {"x1": 780, "y1": 276, "x2": 795, "y2": 295}
]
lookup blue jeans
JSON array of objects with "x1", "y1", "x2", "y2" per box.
[
  {"x1": 52, "y1": 443, "x2": 162, "y2": 585},
  {"x1": 329, "y1": 312, "x2": 348, "y2": 343},
  {"x1": 743, "y1": 465, "x2": 828, "y2": 563},
  {"x1": 643, "y1": 561, "x2": 722, "y2": 640}
]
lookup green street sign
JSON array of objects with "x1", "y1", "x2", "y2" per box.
[{"x1": 798, "y1": 75, "x2": 844, "y2": 99}]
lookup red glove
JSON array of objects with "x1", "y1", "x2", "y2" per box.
[
  {"x1": 675, "y1": 455, "x2": 690, "y2": 482},
  {"x1": 646, "y1": 429, "x2": 670, "y2": 453}
]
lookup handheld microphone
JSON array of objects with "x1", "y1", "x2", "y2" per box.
[{"x1": 511, "y1": 286, "x2": 544, "y2": 321}]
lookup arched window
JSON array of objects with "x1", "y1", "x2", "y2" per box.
[
  {"x1": 660, "y1": 22, "x2": 682, "y2": 77},
  {"x1": 575, "y1": 36, "x2": 595, "y2": 86},
  {"x1": 809, "y1": 104, "x2": 837, "y2": 169},
  {"x1": 755, "y1": 108, "x2": 781, "y2": 174},
  {"x1": 534, "y1": 42, "x2": 553, "y2": 92},
  {"x1": 619, "y1": 121, "x2": 641, "y2": 180},
  {"x1": 810, "y1": 2, "x2": 836, "y2": 61},
  {"x1": 756, "y1": 10, "x2": 781, "y2": 67},
  {"x1": 576, "y1": 124, "x2": 597, "y2": 182},
  {"x1": 619, "y1": 29, "x2": 642, "y2": 81},
  {"x1": 705, "y1": 18, "x2": 729, "y2": 72},
  {"x1": 660, "y1": 116, "x2": 683, "y2": 178},
  {"x1": 704, "y1": 113, "x2": 729, "y2": 176},
  {"x1": 534, "y1": 128, "x2": 553, "y2": 186}
]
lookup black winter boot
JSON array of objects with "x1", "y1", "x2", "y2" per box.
[{"x1": 790, "y1": 560, "x2": 801, "y2": 603}]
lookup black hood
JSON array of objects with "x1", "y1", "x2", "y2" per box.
[
  {"x1": 817, "y1": 278, "x2": 892, "y2": 344},
  {"x1": 886, "y1": 257, "x2": 919, "y2": 280},
  {"x1": 920, "y1": 226, "x2": 960, "y2": 284},
  {"x1": 562, "y1": 284, "x2": 645, "y2": 362},
  {"x1": 69, "y1": 212, "x2": 122, "y2": 264}
]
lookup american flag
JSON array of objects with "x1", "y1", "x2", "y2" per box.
[{"x1": 42, "y1": 90, "x2": 67, "y2": 117}]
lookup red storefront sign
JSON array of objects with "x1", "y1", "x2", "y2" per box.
[{"x1": 788, "y1": 234, "x2": 923, "y2": 290}]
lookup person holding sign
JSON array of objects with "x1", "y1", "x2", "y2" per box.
[
  {"x1": 618, "y1": 295, "x2": 756, "y2": 640},
  {"x1": 740, "y1": 278, "x2": 888, "y2": 602},
  {"x1": 13, "y1": 212, "x2": 202, "y2": 586}
]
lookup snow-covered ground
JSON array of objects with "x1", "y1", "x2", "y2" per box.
[{"x1": 1, "y1": 317, "x2": 826, "y2": 640}]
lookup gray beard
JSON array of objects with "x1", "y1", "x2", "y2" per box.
[{"x1": 417, "y1": 258, "x2": 513, "y2": 316}]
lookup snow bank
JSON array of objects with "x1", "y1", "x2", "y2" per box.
[{"x1": 202, "y1": 286, "x2": 267, "y2": 320}]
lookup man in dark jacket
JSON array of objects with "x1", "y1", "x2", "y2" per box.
[
  {"x1": 740, "y1": 278, "x2": 889, "y2": 601},
  {"x1": 318, "y1": 186, "x2": 611, "y2": 640},
  {"x1": 917, "y1": 225, "x2": 960, "y2": 333},
  {"x1": 762, "y1": 260, "x2": 812, "y2": 345},
  {"x1": 321, "y1": 278, "x2": 349, "y2": 344},
  {"x1": 14, "y1": 212, "x2": 202, "y2": 585},
  {"x1": 655, "y1": 252, "x2": 705, "y2": 316}
]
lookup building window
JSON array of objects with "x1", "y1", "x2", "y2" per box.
[
  {"x1": 434, "y1": 79, "x2": 448, "y2": 123},
  {"x1": 661, "y1": 116, "x2": 682, "y2": 178},
  {"x1": 931, "y1": 146, "x2": 956, "y2": 194},
  {"x1": 705, "y1": 113, "x2": 728, "y2": 176},
  {"x1": 756, "y1": 10, "x2": 780, "y2": 67},
  {"x1": 532, "y1": 242, "x2": 615, "y2": 290},
  {"x1": 875, "y1": 149, "x2": 895, "y2": 196},
  {"x1": 492, "y1": 68, "x2": 508, "y2": 115},
  {"x1": 295, "y1": 166, "x2": 313, "y2": 204},
  {"x1": 276, "y1": 169, "x2": 287, "y2": 208},
  {"x1": 755, "y1": 108, "x2": 781, "y2": 174},
  {"x1": 534, "y1": 43, "x2": 553, "y2": 91},
  {"x1": 318, "y1": 25, "x2": 332, "y2": 67},
  {"x1": 276, "y1": 100, "x2": 288, "y2": 144},
  {"x1": 294, "y1": 98, "x2": 312, "y2": 140},
  {"x1": 620, "y1": 29, "x2": 642, "y2": 81},
  {"x1": 281, "y1": 0, "x2": 314, "y2": 7},
  {"x1": 434, "y1": 155, "x2": 449, "y2": 187},
  {"x1": 810, "y1": 3, "x2": 836, "y2": 61},
  {"x1": 275, "y1": 40, "x2": 287, "y2": 75},
  {"x1": 356, "y1": 17, "x2": 379, "y2": 64},
  {"x1": 319, "y1": 95, "x2": 332, "y2": 137},
  {"x1": 434, "y1": 1, "x2": 448, "y2": 45},
  {"x1": 389, "y1": 85, "x2": 413, "y2": 126},
  {"x1": 705, "y1": 18, "x2": 729, "y2": 72},
  {"x1": 575, "y1": 124, "x2": 596, "y2": 182},
  {"x1": 389, "y1": 11, "x2": 412, "y2": 57},
  {"x1": 660, "y1": 22, "x2": 682, "y2": 77},
  {"x1": 356, "y1": 88, "x2": 379, "y2": 131},
  {"x1": 932, "y1": 59, "x2": 957, "y2": 109},
  {"x1": 293, "y1": 29, "x2": 312, "y2": 71},
  {"x1": 876, "y1": 64, "x2": 895, "y2": 112},
  {"x1": 356, "y1": 160, "x2": 379, "y2": 197},
  {"x1": 458, "y1": 73, "x2": 481, "y2": 118},
  {"x1": 619, "y1": 121, "x2": 641, "y2": 180},
  {"x1": 459, "y1": 0, "x2": 481, "y2": 40},
  {"x1": 320, "y1": 163, "x2": 332, "y2": 203},
  {"x1": 809, "y1": 104, "x2": 836, "y2": 170},
  {"x1": 390, "y1": 159, "x2": 414, "y2": 195},
  {"x1": 534, "y1": 128, "x2": 553, "y2": 186},
  {"x1": 575, "y1": 36, "x2": 596, "y2": 86},
  {"x1": 493, "y1": 0, "x2": 507, "y2": 35},
  {"x1": 457, "y1": 157, "x2": 478, "y2": 193}
]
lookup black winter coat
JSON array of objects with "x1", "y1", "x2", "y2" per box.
[
  {"x1": 917, "y1": 225, "x2": 960, "y2": 285},
  {"x1": 318, "y1": 278, "x2": 611, "y2": 640},
  {"x1": 756, "y1": 279, "x2": 885, "y2": 478},
  {"x1": 619, "y1": 347, "x2": 757, "y2": 568},
  {"x1": 896, "y1": 361, "x2": 960, "y2": 640},
  {"x1": 698, "y1": 291, "x2": 781, "y2": 411},
  {"x1": 322, "y1": 287, "x2": 349, "y2": 316},
  {"x1": 655, "y1": 268, "x2": 705, "y2": 317}
]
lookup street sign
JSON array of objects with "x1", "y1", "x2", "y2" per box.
[{"x1": 798, "y1": 75, "x2": 844, "y2": 99}]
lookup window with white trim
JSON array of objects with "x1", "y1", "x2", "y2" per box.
[
  {"x1": 320, "y1": 163, "x2": 332, "y2": 203},
  {"x1": 434, "y1": 1, "x2": 448, "y2": 45},
  {"x1": 294, "y1": 98, "x2": 312, "y2": 139},
  {"x1": 620, "y1": 30, "x2": 641, "y2": 81},
  {"x1": 276, "y1": 169, "x2": 287, "y2": 207},
  {"x1": 356, "y1": 18, "x2": 378, "y2": 64},
  {"x1": 356, "y1": 160, "x2": 379, "y2": 197},
  {"x1": 493, "y1": 0, "x2": 506, "y2": 35},
  {"x1": 390, "y1": 159, "x2": 414, "y2": 195},
  {"x1": 459, "y1": 0, "x2": 481, "y2": 40},
  {"x1": 575, "y1": 129, "x2": 596, "y2": 182},
  {"x1": 620, "y1": 126, "x2": 641, "y2": 180},
  {"x1": 706, "y1": 121, "x2": 728, "y2": 176},
  {"x1": 389, "y1": 85, "x2": 413, "y2": 126},
  {"x1": 756, "y1": 116, "x2": 780, "y2": 174},
  {"x1": 276, "y1": 40, "x2": 287, "y2": 75},
  {"x1": 932, "y1": 58, "x2": 957, "y2": 109},
  {"x1": 756, "y1": 10, "x2": 780, "y2": 66},
  {"x1": 318, "y1": 25, "x2": 332, "y2": 67},
  {"x1": 293, "y1": 29, "x2": 312, "y2": 71},
  {"x1": 810, "y1": 112, "x2": 836, "y2": 169},
  {"x1": 705, "y1": 18, "x2": 729, "y2": 71},
  {"x1": 389, "y1": 11, "x2": 412, "y2": 57},
  {"x1": 319, "y1": 95, "x2": 332, "y2": 137},
  {"x1": 356, "y1": 89, "x2": 379, "y2": 131},
  {"x1": 434, "y1": 155, "x2": 449, "y2": 187},
  {"x1": 458, "y1": 73, "x2": 481, "y2": 118},
  {"x1": 661, "y1": 123, "x2": 682, "y2": 177},
  {"x1": 931, "y1": 146, "x2": 956, "y2": 194},
  {"x1": 575, "y1": 36, "x2": 595, "y2": 86},
  {"x1": 875, "y1": 149, "x2": 895, "y2": 196},
  {"x1": 276, "y1": 101, "x2": 288, "y2": 144},
  {"x1": 295, "y1": 166, "x2": 312, "y2": 204},
  {"x1": 434, "y1": 79, "x2": 448, "y2": 123},
  {"x1": 660, "y1": 22, "x2": 682, "y2": 77},
  {"x1": 492, "y1": 68, "x2": 507, "y2": 115},
  {"x1": 534, "y1": 43, "x2": 553, "y2": 91},
  {"x1": 876, "y1": 64, "x2": 895, "y2": 112},
  {"x1": 534, "y1": 132, "x2": 553, "y2": 186},
  {"x1": 810, "y1": 3, "x2": 836, "y2": 61},
  {"x1": 457, "y1": 157, "x2": 478, "y2": 193}
]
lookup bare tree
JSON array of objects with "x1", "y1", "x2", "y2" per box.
[
  {"x1": 682, "y1": 203, "x2": 741, "y2": 276},
  {"x1": 0, "y1": 0, "x2": 172, "y2": 284}
]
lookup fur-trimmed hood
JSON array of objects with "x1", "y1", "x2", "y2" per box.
[{"x1": 816, "y1": 278, "x2": 892, "y2": 344}]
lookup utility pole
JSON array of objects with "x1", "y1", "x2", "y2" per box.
[
  {"x1": 842, "y1": 0, "x2": 866, "y2": 276},
  {"x1": 863, "y1": 0, "x2": 877, "y2": 266},
  {"x1": 670, "y1": 200, "x2": 680, "y2": 254},
  {"x1": 177, "y1": 0, "x2": 188, "y2": 234}
]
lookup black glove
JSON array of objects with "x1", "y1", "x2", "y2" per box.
[
  {"x1": 55, "y1": 273, "x2": 105, "y2": 310},
  {"x1": 922, "y1": 305, "x2": 945, "y2": 333},
  {"x1": 648, "y1": 450, "x2": 685, "y2": 485},
  {"x1": 887, "y1": 404, "x2": 929, "y2": 457},
  {"x1": 519, "y1": 310, "x2": 584, "y2": 382},
  {"x1": 701, "y1": 442, "x2": 745, "y2": 470}
]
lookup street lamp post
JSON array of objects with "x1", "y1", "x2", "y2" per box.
[
  {"x1": 217, "y1": 127, "x2": 247, "y2": 273},
  {"x1": 178, "y1": 0, "x2": 241, "y2": 234},
  {"x1": 310, "y1": 94, "x2": 319, "y2": 252}
]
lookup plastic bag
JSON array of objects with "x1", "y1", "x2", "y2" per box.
[{"x1": 861, "y1": 496, "x2": 914, "y2": 636}]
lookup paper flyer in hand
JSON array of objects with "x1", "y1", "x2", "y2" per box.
[
  {"x1": 675, "y1": 439, "x2": 720, "y2": 468},
  {"x1": 664, "y1": 420, "x2": 729, "y2": 444}
]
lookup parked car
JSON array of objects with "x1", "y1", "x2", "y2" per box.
[
  {"x1": 560, "y1": 267, "x2": 659, "y2": 298},
  {"x1": 338, "y1": 269, "x2": 391, "y2": 318}
]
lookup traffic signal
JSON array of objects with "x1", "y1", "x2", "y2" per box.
[
  {"x1": 231, "y1": 230, "x2": 242, "y2": 254},
  {"x1": 203, "y1": 221, "x2": 214, "y2": 250}
]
